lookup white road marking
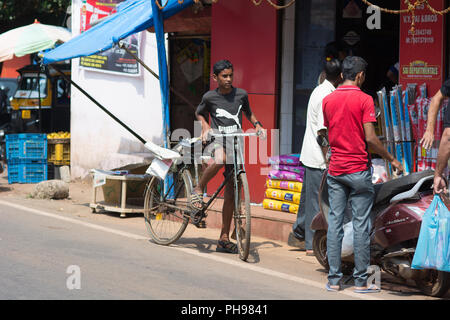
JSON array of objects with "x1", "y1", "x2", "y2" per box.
[{"x1": 0, "y1": 200, "x2": 381, "y2": 300}]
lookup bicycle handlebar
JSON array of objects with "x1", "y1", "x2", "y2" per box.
[{"x1": 210, "y1": 132, "x2": 260, "y2": 138}]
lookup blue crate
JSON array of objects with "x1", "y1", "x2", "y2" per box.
[
  {"x1": 7, "y1": 159, "x2": 48, "y2": 184},
  {"x1": 6, "y1": 133, "x2": 47, "y2": 160}
]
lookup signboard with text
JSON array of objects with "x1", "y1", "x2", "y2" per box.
[
  {"x1": 399, "y1": 0, "x2": 445, "y2": 95},
  {"x1": 79, "y1": 0, "x2": 141, "y2": 76}
]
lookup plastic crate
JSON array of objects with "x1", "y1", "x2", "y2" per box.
[
  {"x1": 6, "y1": 134, "x2": 47, "y2": 160},
  {"x1": 7, "y1": 159, "x2": 48, "y2": 184},
  {"x1": 48, "y1": 138, "x2": 70, "y2": 165}
]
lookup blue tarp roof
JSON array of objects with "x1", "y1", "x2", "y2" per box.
[{"x1": 42, "y1": 0, "x2": 194, "y2": 64}]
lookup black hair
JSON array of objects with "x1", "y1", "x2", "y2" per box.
[
  {"x1": 324, "y1": 59, "x2": 341, "y2": 82},
  {"x1": 213, "y1": 59, "x2": 233, "y2": 75},
  {"x1": 342, "y1": 56, "x2": 368, "y2": 81}
]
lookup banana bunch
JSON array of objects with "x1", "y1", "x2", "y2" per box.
[{"x1": 47, "y1": 131, "x2": 71, "y2": 139}]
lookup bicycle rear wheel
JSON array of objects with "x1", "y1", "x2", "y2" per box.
[
  {"x1": 144, "y1": 170, "x2": 192, "y2": 245},
  {"x1": 234, "y1": 172, "x2": 251, "y2": 261}
]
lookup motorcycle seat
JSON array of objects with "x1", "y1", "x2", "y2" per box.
[{"x1": 373, "y1": 169, "x2": 434, "y2": 206}]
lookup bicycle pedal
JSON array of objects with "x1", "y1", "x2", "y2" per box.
[{"x1": 194, "y1": 221, "x2": 207, "y2": 229}]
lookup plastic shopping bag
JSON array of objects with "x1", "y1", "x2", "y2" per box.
[
  {"x1": 341, "y1": 222, "x2": 354, "y2": 258},
  {"x1": 411, "y1": 195, "x2": 450, "y2": 272}
]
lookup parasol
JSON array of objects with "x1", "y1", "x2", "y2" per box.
[{"x1": 0, "y1": 20, "x2": 72, "y2": 62}]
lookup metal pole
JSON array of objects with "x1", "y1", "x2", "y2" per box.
[
  {"x1": 47, "y1": 63, "x2": 146, "y2": 145},
  {"x1": 37, "y1": 67, "x2": 42, "y2": 132}
]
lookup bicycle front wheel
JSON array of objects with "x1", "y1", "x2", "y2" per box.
[
  {"x1": 234, "y1": 172, "x2": 251, "y2": 261},
  {"x1": 143, "y1": 171, "x2": 192, "y2": 245}
]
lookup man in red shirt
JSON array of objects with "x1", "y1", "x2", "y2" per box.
[{"x1": 322, "y1": 56, "x2": 403, "y2": 293}]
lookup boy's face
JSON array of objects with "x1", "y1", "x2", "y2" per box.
[{"x1": 213, "y1": 68, "x2": 233, "y2": 90}]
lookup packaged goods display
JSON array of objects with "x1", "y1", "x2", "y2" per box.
[{"x1": 263, "y1": 154, "x2": 304, "y2": 214}]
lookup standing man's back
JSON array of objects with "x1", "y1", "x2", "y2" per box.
[{"x1": 323, "y1": 84, "x2": 376, "y2": 176}]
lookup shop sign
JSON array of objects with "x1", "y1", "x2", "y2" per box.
[
  {"x1": 79, "y1": 0, "x2": 141, "y2": 77},
  {"x1": 399, "y1": 0, "x2": 444, "y2": 95}
]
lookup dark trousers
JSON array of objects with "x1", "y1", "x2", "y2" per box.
[{"x1": 292, "y1": 166, "x2": 324, "y2": 250}]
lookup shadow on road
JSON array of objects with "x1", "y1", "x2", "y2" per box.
[{"x1": 173, "y1": 237, "x2": 282, "y2": 264}]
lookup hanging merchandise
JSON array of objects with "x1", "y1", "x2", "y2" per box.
[
  {"x1": 396, "y1": 85, "x2": 411, "y2": 175},
  {"x1": 390, "y1": 89, "x2": 405, "y2": 174},
  {"x1": 377, "y1": 88, "x2": 394, "y2": 177}
]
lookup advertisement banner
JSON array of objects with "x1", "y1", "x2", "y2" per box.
[
  {"x1": 399, "y1": 0, "x2": 445, "y2": 95},
  {"x1": 79, "y1": 0, "x2": 141, "y2": 76}
]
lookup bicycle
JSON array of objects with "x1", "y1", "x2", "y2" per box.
[{"x1": 143, "y1": 131, "x2": 260, "y2": 261}]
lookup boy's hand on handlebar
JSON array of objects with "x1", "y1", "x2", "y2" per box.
[
  {"x1": 256, "y1": 125, "x2": 267, "y2": 140},
  {"x1": 201, "y1": 128, "x2": 212, "y2": 144},
  {"x1": 434, "y1": 174, "x2": 448, "y2": 194}
]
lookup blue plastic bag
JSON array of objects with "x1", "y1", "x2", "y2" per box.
[{"x1": 411, "y1": 195, "x2": 450, "y2": 272}]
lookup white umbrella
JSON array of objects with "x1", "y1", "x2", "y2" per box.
[{"x1": 0, "y1": 20, "x2": 72, "y2": 62}]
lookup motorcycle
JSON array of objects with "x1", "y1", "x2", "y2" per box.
[{"x1": 311, "y1": 169, "x2": 450, "y2": 297}]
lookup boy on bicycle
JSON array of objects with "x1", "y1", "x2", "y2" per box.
[{"x1": 193, "y1": 59, "x2": 266, "y2": 254}]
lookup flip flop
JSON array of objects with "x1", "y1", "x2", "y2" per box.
[
  {"x1": 325, "y1": 283, "x2": 341, "y2": 292},
  {"x1": 189, "y1": 191, "x2": 204, "y2": 210},
  {"x1": 216, "y1": 240, "x2": 238, "y2": 254},
  {"x1": 354, "y1": 284, "x2": 381, "y2": 293}
]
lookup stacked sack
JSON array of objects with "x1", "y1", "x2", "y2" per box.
[{"x1": 263, "y1": 154, "x2": 304, "y2": 214}]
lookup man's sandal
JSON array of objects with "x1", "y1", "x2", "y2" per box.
[{"x1": 216, "y1": 240, "x2": 238, "y2": 254}]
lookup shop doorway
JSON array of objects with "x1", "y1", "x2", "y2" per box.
[
  {"x1": 168, "y1": 34, "x2": 211, "y2": 138},
  {"x1": 292, "y1": 0, "x2": 400, "y2": 153}
]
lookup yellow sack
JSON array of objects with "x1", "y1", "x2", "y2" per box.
[
  {"x1": 265, "y1": 188, "x2": 301, "y2": 204},
  {"x1": 263, "y1": 198, "x2": 298, "y2": 214},
  {"x1": 266, "y1": 179, "x2": 303, "y2": 193}
]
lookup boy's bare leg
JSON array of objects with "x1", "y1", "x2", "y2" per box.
[
  {"x1": 220, "y1": 180, "x2": 235, "y2": 242},
  {"x1": 193, "y1": 147, "x2": 226, "y2": 195}
]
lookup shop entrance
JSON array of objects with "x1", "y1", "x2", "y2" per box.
[
  {"x1": 168, "y1": 34, "x2": 211, "y2": 138},
  {"x1": 292, "y1": 0, "x2": 400, "y2": 152}
]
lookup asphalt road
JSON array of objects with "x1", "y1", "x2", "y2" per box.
[{"x1": 0, "y1": 199, "x2": 447, "y2": 303}]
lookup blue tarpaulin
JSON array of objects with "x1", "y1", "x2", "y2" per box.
[{"x1": 42, "y1": 0, "x2": 194, "y2": 65}]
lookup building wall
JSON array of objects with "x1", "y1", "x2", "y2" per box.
[
  {"x1": 1, "y1": 55, "x2": 30, "y2": 78},
  {"x1": 70, "y1": 0, "x2": 163, "y2": 179},
  {"x1": 209, "y1": 1, "x2": 280, "y2": 203}
]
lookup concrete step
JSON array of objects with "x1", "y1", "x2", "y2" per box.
[{"x1": 203, "y1": 197, "x2": 297, "y2": 243}]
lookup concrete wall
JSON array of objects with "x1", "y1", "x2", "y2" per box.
[{"x1": 70, "y1": 0, "x2": 163, "y2": 179}]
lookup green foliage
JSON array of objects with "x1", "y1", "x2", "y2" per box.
[{"x1": 0, "y1": 0, "x2": 71, "y2": 33}]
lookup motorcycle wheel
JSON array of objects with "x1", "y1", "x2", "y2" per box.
[
  {"x1": 312, "y1": 230, "x2": 354, "y2": 276},
  {"x1": 415, "y1": 270, "x2": 450, "y2": 297}
]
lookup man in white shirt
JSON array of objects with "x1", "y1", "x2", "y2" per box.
[{"x1": 288, "y1": 59, "x2": 342, "y2": 255}]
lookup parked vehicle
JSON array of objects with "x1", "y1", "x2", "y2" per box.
[
  {"x1": 9, "y1": 63, "x2": 70, "y2": 133},
  {"x1": 311, "y1": 169, "x2": 450, "y2": 297}
]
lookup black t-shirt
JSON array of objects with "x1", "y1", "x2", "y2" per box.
[
  {"x1": 441, "y1": 79, "x2": 450, "y2": 128},
  {"x1": 196, "y1": 87, "x2": 253, "y2": 133}
]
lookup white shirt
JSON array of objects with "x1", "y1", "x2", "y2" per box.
[{"x1": 300, "y1": 79, "x2": 336, "y2": 169}]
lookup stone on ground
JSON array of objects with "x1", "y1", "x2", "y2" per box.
[{"x1": 32, "y1": 180, "x2": 69, "y2": 199}]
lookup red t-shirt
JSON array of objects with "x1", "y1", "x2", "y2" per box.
[{"x1": 322, "y1": 85, "x2": 377, "y2": 176}]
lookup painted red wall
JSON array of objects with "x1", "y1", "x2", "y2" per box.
[
  {"x1": 208, "y1": 1, "x2": 279, "y2": 203},
  {"x1": 1, "y1": 55, "x2": 30, "y2": 78}
]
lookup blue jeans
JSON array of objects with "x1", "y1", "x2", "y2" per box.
[{"x1": 326, "y1": 170, "x2": 374, "y2": 287}]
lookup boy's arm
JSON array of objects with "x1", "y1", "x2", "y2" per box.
[{"x1": 196, "y1": 113, "x2": 211, "y2": 143}]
